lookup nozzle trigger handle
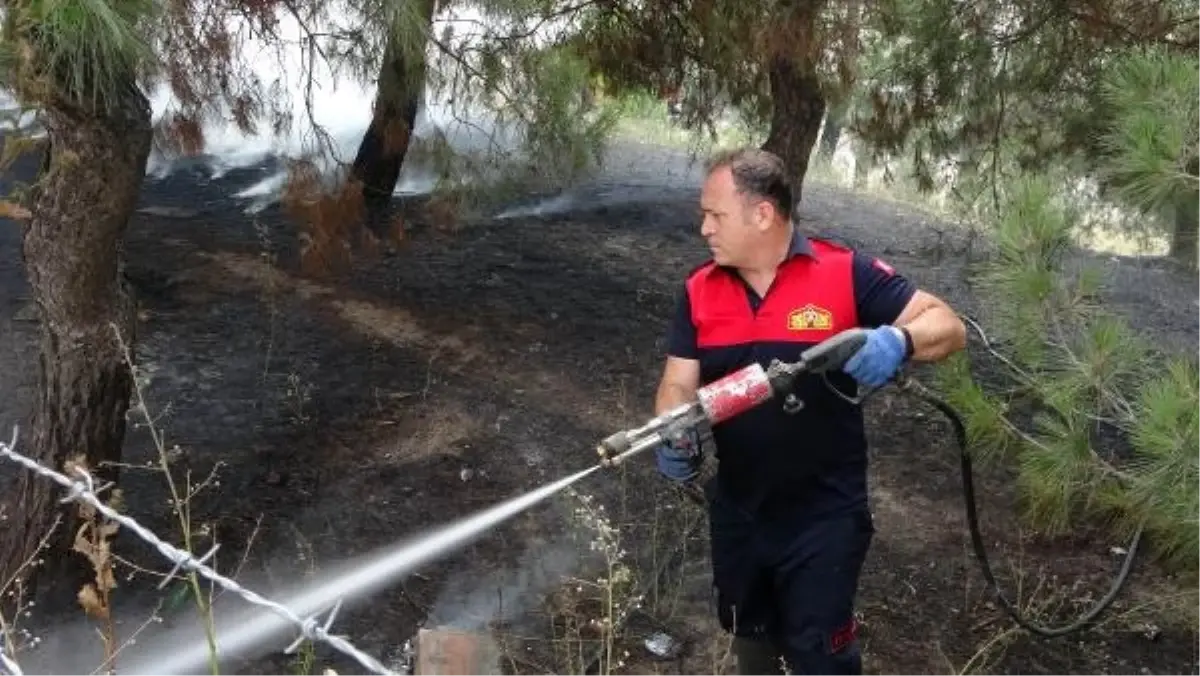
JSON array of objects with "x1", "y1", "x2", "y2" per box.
[{"x1": 799, "y1": 328, "x2": 870, "y2": 373}]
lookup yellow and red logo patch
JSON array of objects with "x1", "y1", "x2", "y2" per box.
[{"x1": 787, "y1": 304, "x2": 833, "y2": 331}]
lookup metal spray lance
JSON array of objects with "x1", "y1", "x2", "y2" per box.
[{"x1": 593, "y1": 328, "x2": 872, "y2": 468}]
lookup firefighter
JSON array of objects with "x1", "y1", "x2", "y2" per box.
[{"x1": 654, "y1": 148, "x2": 966, "y2": 674}]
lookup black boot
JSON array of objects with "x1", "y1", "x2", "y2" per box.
[{"x1": 732, "y1": 636, "x2": 785, "y2": 675}]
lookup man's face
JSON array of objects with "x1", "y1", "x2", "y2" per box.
[{"x1": 699, "y1": 166, "x2": 764, "y2": 267}]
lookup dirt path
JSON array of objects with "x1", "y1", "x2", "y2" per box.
[{"x1": 0, "y1": 140, "x2": 1195, "y2": 675}]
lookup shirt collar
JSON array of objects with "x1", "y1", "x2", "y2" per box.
[
  {"x1": 713, "y1": 227, "x2": 815, "y2": 275},
  {"x1": 787, "y1": 228, "x2": 814, "y2": 259}
]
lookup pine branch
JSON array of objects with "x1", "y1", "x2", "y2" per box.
[
  {"x1": 4, "y1": 0, "x2": 158, "y2": 113},
  {"x1": 942, "y1": 167, "x2": 1198, "y2": 570}
]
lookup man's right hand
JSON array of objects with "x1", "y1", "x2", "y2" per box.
[
  {"x1": 654, "y1": 354, "x2": 702, "y2": 483},
  {"x1": 655, "y1": 429, "x2": 701, "y2": 483}
]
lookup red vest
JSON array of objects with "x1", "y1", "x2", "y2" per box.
[
  {"x1": 681, "y1": 237, "x2": 870, "y2": 516},
  {"x1": 686, "y1": 238, "x2": 859, "y2": 354}
]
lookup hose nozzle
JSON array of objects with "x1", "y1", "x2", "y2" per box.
[
  {"x1": 595, "y1": 402, "x2": 704, "y2": 468},
  {"x1": 596, "y1": 430, "x2": 633, "y2": 466}
]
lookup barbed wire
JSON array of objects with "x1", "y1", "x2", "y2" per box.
[
  {"x1": 0, "y1": 426, "x2": 395, "y2": 676},
  {"x1": 0, "y1": 644, "x2": 22, "y2": 676}
]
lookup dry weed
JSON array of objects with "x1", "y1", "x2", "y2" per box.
[
  {"x1": 0, "y1": 200, "x2": 32, "y2": 220},
  {"x1": 424, "y1": 193, "x2": 461, "y2": 234},
  {"x1": 282, "y1": 160, "x2": 378, "y2": 279},
  {"x1": 66, "y1": 454, "x2": 122, "y2": 672},
  {"x1": 159, "y1": 115, "x2": 206, "y2": 157}
]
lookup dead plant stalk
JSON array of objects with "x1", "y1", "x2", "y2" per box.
[{"x1": 112, "y1": 324, "x2": 221, "y2": 675}]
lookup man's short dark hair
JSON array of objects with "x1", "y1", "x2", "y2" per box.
[{"x1": 705, "y1": 147, "x2": 794, "y2": 220}]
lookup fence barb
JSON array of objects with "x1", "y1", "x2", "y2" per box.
[{"x1": 0, "y1": 426, "x2": 394, "y2": 675}]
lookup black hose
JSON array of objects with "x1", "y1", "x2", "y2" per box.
[
  {"x1": 900, "y1": 377, "x2": 1144, "y2": 638},
  {"x1": 588, "y1": 314, "x2": 1140, "y2": 654}
]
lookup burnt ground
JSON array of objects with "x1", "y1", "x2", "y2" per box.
[{"x1": 0, "y1": 138, "x2": 1197, "y2": 675}]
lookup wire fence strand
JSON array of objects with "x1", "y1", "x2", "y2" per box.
[
  {"x1": 0, "y1": 426, "x2": 394, "y2": 676},
  {"x1": 0, "y1": 644, "x2": 23, "y2": 676}
]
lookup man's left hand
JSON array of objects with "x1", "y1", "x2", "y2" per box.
[
  {"x1": 655, "y1": 428, "x2": 702, "y2": 483},
  {"x1": 843, "y1": 326, "x2": 907, "y2": 387}
]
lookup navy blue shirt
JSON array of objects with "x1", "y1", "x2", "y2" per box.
[{"x1": 666, "y1": 231, "x2": 916, "y2": 518}]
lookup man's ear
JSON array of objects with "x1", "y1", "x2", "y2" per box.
[{"x1": 753, "y1": 200, "x2": 774, "y2": 231}]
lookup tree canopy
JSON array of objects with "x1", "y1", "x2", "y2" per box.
[{"x1": 849, "y1": 0, "x2": 1198, "y2": 259}]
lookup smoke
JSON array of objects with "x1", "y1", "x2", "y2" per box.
[
  {"x1": 424, "y1": 537, "x2": 580, "y2": 633},
  {"x1": 493, "y1": 193, "x2": 578, "y2": 220},
  {"x1": 141, "y1": 2, "x2": 502, "y2": 212},
  {"x1": 0, "y1": 3, "x2": 572, "y2": 214}
]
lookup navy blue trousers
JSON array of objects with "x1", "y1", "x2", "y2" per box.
[{"x1": 708, "y1": 491, "x2": 874, "y2": 674}]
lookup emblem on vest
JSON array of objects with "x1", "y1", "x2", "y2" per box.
[{"x1": 787, "y1": 304, "x2": 833, "y2": 331}]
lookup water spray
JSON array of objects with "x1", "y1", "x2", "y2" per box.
[{"x1": 123, "y1": 466, "x2": 600, "y2": 674}]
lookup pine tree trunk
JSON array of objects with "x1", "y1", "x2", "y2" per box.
[
  {"x1": 0, "y1": 81, "x2": 152, "y2": 603},
  {"x1": 818, "y1": 100, "x2": 846, "y2": 158},
  {"x1": 1169, "y1": 192, "x2": 1198, "y2": 269},
  {"x1": 351, "y1": 1, "x2": 435, "y2": 219},
  {"x1": 760, "y1": 2, "x2": 826, "y2": 211}
]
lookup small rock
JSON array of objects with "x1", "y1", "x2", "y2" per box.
[
  {"x1": 644, "y1": 632, "x2": 681, "y2": 660},
  {"x1": 460, "y1": 467, "x2": 474, "y2": 482}
]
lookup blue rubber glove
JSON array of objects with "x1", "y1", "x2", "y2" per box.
[
  {"x1": 843, "y1": 326, "x2": 908, "y2": 387},
  {"x1": 655, "y1": 428, "x2": 701, "y2": 483}
]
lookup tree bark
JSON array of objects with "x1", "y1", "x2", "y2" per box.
[
  {"x1": 1169, "y1": 192, "x2": 1198, "y2": 269},
  {"x1": 351, "y1": 0, "x2": 435, "y2": 219},
  {"x1": 0, "y1": 81, "x2": 152, "y2": 604},
  {"x1": 760, "y1": 2, "x2": 826, "y2": 211}
]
